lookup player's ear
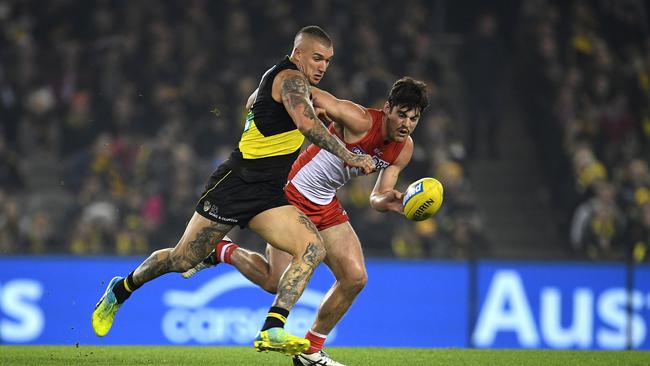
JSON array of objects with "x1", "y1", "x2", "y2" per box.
[
  {"x1": 293, "y1": 47, "x2": 302, "y2": 60},
  {"x1": 383, "y1": 101, "x2": 391, "y2": 114}
]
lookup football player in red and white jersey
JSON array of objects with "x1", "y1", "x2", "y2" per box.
[{"x1": 185, "y1": 77, "x2": 428, "y2": 366}]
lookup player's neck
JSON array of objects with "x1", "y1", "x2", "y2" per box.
[{"x1": 380, "y1": 116, "x2": 391, "y2": 144}]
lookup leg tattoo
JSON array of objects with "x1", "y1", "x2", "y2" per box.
[
  {"x1": 133, "y1": 249, "x2": 174, "y2": 286},
  {"x1": 183, "y1": 222, "x2": 233, "y2": 266},
  {"x1": 302, "y1": 242, "x2": 324, "y2": 265},
  {"x1": 275, "y1": 242, "x2": 326, "y2": 309},
  {"x1": 297, "y1": 212, "x2": 320, "y2": 237},
  {"x1": 133, "y1": 221, "x2": 232, "y2": 286}
]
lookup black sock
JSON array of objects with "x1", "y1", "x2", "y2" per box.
[
  {"x1": 261, "y1": 306, "x2": 290, "y2": 331},
  {"x1": 112, "y1": 272, "x2": 140, "y2": 304}
]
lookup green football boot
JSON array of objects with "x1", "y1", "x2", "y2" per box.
[
  {"x1": 254, "y1": 327, "x2": 310, "y2": 355},
  {"x1": 91, "y1": 276, "x2": 123, "y2": 337}
]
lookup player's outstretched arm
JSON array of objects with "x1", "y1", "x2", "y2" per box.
[
  {"x1": 310, "y1": 87, "x2": 372, "y2": 135},
  {"x1": 276, "y1": 70, "x2": 375, "y2": 174},
  {"x1": 369, "y1": 137, "x2": 414, "y2": 213}
]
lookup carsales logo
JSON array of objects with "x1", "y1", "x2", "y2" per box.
[{"x1": 161, "y1": 271, "x2": 333, "y2": 344}]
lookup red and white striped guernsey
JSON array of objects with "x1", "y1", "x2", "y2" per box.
[{"x1": 288, "y1": 108, "x2": 406, "y2": 205}]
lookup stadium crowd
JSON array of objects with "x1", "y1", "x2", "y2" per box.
[
  {"x1": 0, "y1": 0, "x2": 483, "y2": 258},
  {"x1": 1, "y1": 0, "x2": 648, "y2": 261},
  {"x1": 515, "y1": 0, "x2": 649, "y2": 261}
]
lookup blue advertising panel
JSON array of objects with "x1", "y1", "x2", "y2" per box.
[
  {"x1": 344, "y1": 260, "x2": 468, "y2": 347},
  {"x1": 472, "y1": 262, "x2": 650, "y2": 350},
  {"x1": 0, "y1": 257, "x2": 468, "y2": 347},
  {"x1": 3, "y1": 257, "x2": 650, "y2": 349}
]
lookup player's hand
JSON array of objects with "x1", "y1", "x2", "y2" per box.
[
  {"x1": 346, "y1": 153, "x2": 375, "y2": 175},
  {"x1": 384, "y1": 189, "x2": 405, "y2": 214}
]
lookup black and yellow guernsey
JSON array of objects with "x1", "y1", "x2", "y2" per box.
[{"x1": 228, "y1": 56, "x2": 304, "y2": 180}]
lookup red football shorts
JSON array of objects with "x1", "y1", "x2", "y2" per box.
[{"x1": 284, "y1": 182, "x2": 349, "y2": 231}]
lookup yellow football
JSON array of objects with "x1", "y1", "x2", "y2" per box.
[{"x1": 402, "y1": 177, "x2": 444, "y2": 221}]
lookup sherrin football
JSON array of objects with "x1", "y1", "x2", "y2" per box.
[{"x1": 402, "y1": 177, "x2": 444, "y2": 221}]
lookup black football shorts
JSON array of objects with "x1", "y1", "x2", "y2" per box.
[{"x1": 195, "y1": 163, "x2": 290, "y2": 228}]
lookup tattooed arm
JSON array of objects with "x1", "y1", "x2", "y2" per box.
[{"x1": 275, "y1": 70, "x2": 375, "y2": 174}]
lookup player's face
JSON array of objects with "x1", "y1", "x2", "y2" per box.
[
  {"x1": 296, "y1": 40, "x2": 333, "y2": 85},
  {"x1": 384, "y1": 104, "x2": 421, "y2": 142}
]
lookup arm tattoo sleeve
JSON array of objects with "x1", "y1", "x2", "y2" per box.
[
  {"x1": 281, "y1": 75, "x2": 351, "y2": 160},
  {"x1": 304, "y1": 121, "x2": 351, "y2": 160}
]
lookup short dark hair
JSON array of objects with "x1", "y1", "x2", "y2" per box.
[
  {"x1": 295, "y1": 26, "x2": 332, "y2": 47},
  {"x1": 387, "y1": 77, "x2": 429, "y2": 113}
]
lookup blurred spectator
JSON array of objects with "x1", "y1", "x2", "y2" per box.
[
  {"x1": 570, "y1": 181, "x2": 626, "y2": 259},
  {"x1": 571, "y1": 143, "x2": 607, "y2": 198},
  {"x1": 115, "y1": 215, "x2": 149, "y2": 256},
  {"x1": 69, "y1": 219, "x2": 108, "y2": 255},
  {"x1": 20, "y1": 210, "x2": 58, "y2": 254},
  {"x1": 18, "y1": 86, "x2": 60, "y2": 156},
  {"x1": 618, "y1": 159, "x2": 650, "y2": 214}
]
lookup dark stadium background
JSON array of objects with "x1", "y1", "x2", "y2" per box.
[{"x1": 1, "y1": 0, "x2": 650, "y2": 351}]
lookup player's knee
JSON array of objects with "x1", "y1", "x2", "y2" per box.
[
  {"x1": 172, "y1": 257, "x2": 195, "y2": 272},
  {"x1": 293, "y1": 238, "x2": 326, "y2": 266},
  {"x1": 178, "y1": 260, "x2": 197, "y2": 272},
  {"x1": 150, "y1": 248, "x2": 182, "y2": 271},
  {"x1": 168, "y1": 249, "x2": 198, "y2": 272},
  {"x1": 342, "y1": 270, "x2": 367, "y2": 295},
  {"x1": 261, "y1": 280, "x2": 279, "y2": 295}
]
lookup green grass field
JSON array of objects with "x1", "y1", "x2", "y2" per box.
[{"x1": 1, "y1": 346, "x2": 649, "y2": 366}]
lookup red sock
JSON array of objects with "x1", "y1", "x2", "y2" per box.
[
  {"x1": 305, "y1": 329, "x2": 326, "y2": 354},
  {"x1": 216, "y1": 239, "x2": 238, "y2": 264}
]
